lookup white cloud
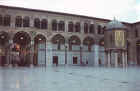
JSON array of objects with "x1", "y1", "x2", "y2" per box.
[{"x1": 0, "y1": 0, "x2": 138, "y2": 23}]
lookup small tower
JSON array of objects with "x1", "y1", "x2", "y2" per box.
[{"x1": 105, "y1": 19, "x2": 127, "y2": 67}]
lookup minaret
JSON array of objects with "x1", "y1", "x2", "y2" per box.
[{"x1": 105, "y1": 19, "x2": 127, "y2": 67}]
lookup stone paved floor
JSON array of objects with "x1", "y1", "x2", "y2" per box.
[{"x1": 0, "y1": 66, "x2": 140, "y2": 91}]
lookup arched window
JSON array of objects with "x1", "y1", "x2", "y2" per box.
[
  {"x1": 98, "y1": 25, "x2": 102, "y2": 34},
  {"x1": 75, "y1": 22, "x2": 80, "y2": 32},
  {"x1": 89, "y1": 24, "x2": 95, "y2": 34},
  {"x1": 23, "y1": 16, "x2": 30, "y2": 27},
  {"x1": 102, "y1": 26, "x2": 106, "y2": 34},
  {"x1": 34, "y1": 18, "x2": 40, "y2": 28},
  {"x1": 135, "y1": 29, "x2": 138, "y2": 37},
  {"x1": 0, "y1": 15, "x2": 3, "y2": 25},
  {"x1": 84, "y1": 23, "x2": 88, "y2": 33},
  {"x1": 52, "y1": 20, "x2": 57, "y2": 31},
  {"x1": 41, "y1": 19, "x2": 48, "y2": 29},
  {"x1": 68, "y1": 22, "x2": 73, "y2": 32},
  {"x1": 15, "y1": 16, "x2": 22, "y2": 27},
  {"x1": 4, "y1": 15, "x2": 11, "y2": 26},
  {"x1": 58, "y1": 21, "x2": 65, "y2": 31}
]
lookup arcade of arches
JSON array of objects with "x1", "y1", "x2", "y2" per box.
[{"x1": 0, "y1": 30, "x2": 135, "y2": 67}]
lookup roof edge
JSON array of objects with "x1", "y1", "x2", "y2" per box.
[{"x1": 0, "y1": 4, "x2": 135, "y2": 25}]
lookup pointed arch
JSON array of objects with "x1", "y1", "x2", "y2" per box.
[
  {"x1": 0, "y1": 31, "x2": 9, "y2": 45},
  {"x1": 13, "y1": 31, "x2": 31, "y2": 46},
  {"x1": 83, "y1": 36, "x2": 94, "y2": 51},
  {"x1": 51, "y1": 34, "x2": 65, "y2": 50},
  {"x1": 69, "y1": 35, "x2": 81, "y2": 50}
]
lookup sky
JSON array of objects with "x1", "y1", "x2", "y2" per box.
[{"x1": 0, "y1": 0, "x2": 139, "y2": 23}]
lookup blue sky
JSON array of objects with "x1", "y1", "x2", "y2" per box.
[{"x1": 0, "y1": 0, "x2": 139, "y2": 23}]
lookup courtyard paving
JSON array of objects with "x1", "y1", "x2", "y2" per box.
[{"x1": 0, "y1": 66, "x2": 140, "y2": 91}]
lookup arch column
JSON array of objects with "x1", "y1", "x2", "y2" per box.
[
  {"x1": 94, "y1": 44, "x2": 99, "y2": 66},
  {"x1": 30, "y1": 40, "x2": 34, "y2": 67},
  {"x1": 115, "y1": 52, "x2": 118, "y2": 67},
  {"x1": 125, "y1": 51, "x2": 128, "y2": 67},
  {"x1": 107, "y1": 50, "x2": 111, "y2": 67},
  {"x1": 122, "y1": 51, "x2": 125, "y2": 68},
  {"x1": 46, "y1": 41, "x2": 52, "y2": 66}
]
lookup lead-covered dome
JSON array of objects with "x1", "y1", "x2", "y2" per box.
[{"x1": 106, "y1": 19, "x2": 126, "y2": 30}]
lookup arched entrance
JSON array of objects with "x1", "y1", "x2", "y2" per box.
[
  {"x1": 69, "y1": 35, "x2": 81, "y2": 64},
  {"x1": 0, "y1": 31, "x2": 9, "y2": 66},
  {"x1": 136, "y1": 40, "x2": 140, "y2": 65},
  {"x1": 83, "y1": 36, "x2": 94, "y2": 65},
  {"x1": 51, "y1": 34, "x2": 65, "y2": 65},
  {"x1": 34, "y1": 34, "x2": 46, "y2": 66},
  {"x1": 13, "y1": 31, "x2": 31, "y2": 66}
]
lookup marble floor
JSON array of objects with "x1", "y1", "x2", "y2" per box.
[{"x1": 0, "y1": 66, "x2": 140, "y2": 91}]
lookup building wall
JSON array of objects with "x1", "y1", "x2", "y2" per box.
[{"x1": 0, "y1": 5, "x2": 139, "y2": 66}]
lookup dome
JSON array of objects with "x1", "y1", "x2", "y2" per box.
[{"x1": 106, "y1": 19, "x2": 126, "y2": 30}]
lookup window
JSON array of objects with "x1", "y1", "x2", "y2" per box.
[
  {"x1": 84, "y1": 23, "x2": 88, "y2": 33},
  {"x1": 135, "y1": 29, "x2": 138, "y2": 37},
  {"x1": 0, "y1": 15, "x2": 3, "y2": 25},
  {"x1": 98, "y1": 25, "x2": 102, "y2": 34},
  {"x1": 15, "y1": 16, "x2": 22, "y2": 27},
  {"x1": 34, "y1": 18, "x2": 40, "y2": 28},
  {"x1": 89, "y1": 24, "x2": 95, "y2": 34},
  {"x1": 4, "y1": 15, "x2": 11, "y2": 26},
  {"x1": 102, "y1": 26, "x2": 106, "y2": 34},
  {"x1": 23, "y1": 16, "x2": 30, "y2": 27},
  {"x1": 75, "y1": 22, "x2": 80, "y2": 32},
  {"x1": 52, "y1": 20, "x2": 57, "y2": 31},
  {"x1": 58, "y1": 21, "x2": 65, "y2": 31},
  {"x1": 41, "y1": 19, "x2": 48, "y2": 29},
  {"x1": 68, "y1": 22, "x2": 73, "y2": 32}
]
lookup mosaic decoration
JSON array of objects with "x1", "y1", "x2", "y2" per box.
[{"x1": 115, "y1": 30, "x2": 125, "y2": 47}]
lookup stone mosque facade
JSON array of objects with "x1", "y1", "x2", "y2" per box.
[{"x1": 0, "y1": 5, "x2": 140, "y2": 67}]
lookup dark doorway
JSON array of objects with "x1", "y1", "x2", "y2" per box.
[
  {"x1": 73, "y1": 57, "x2": 78, "y2": 64},
  {"x1": 53, "y1": 56, "x2": 58, "y2": 66}
]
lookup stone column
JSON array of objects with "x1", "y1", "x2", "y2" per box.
[
  {"x1": 94, "y1": 45, "x2": 99, "y2": 66},
  {"x1": 122, "y1": 52, "x2": 125, "y2": 68},
  {"x1": 46, "y1": 42, "x2": 52, "y2": 66},
  {"x1": 65, "y1": 21, "x2": 68, "y2": 32},
  {"x1": 105, "y1": 51, "x2": 108, "y2": 66},
  {"x1": 29, "y1": 40, "x2": 34, "y2": 67},
  {"x1": 125, "y1": 51, "x2": 128, "y2": 67},
  {"x1": 115, "y1": 52, "x2": 118, "y2": 67},
  {"x1": 107, "y1": 50, "x2": 111, "y2": 67},
  {"x1": 8, "y1": 40, "x2": 13, "y2": 67}
]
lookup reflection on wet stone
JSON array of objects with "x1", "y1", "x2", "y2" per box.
[{"x1": 0, "y1": 67, "x2": 140, "y2": 91}]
